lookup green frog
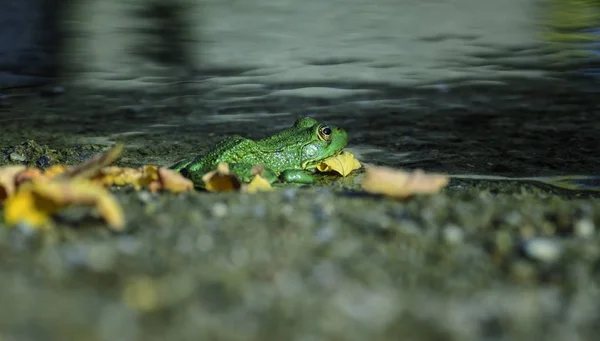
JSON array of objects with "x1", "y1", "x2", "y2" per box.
[{"x1": 169, "y1": 117, "x2": 348, "y2": 188}]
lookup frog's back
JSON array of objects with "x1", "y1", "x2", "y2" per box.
[{"x1": 185, "y1": 135, "x2": 257, "y2": 172}]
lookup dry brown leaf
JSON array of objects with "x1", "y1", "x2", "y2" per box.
[
  {"x1": 201, "y1": 163, "x2": 241, "y2": 192},
  {"x1": 3, "y1": 179, "x2": 125, "y2": 231},
  {"x1": 14, "y1": 168, "x2": 45, "y2": 185},
  {"x1": 150, "y1": 167, "x2": 194, "y2": 193},
  {"x1": 0, "y1": 165, "x2": 26, "y2": 203},
  {"x1": 58, "y1": 142, "x2": 124, "y2": 180},
  {"x1": 316, "y1": 151, "x2": 361, "y2": 177},
  {"x1": 361, "y1": 165, "x2": 448, "y2": 199}
]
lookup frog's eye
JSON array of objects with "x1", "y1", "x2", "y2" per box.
[{"x1": 318, "y1": 125, "x2": 332, "y2": 141}]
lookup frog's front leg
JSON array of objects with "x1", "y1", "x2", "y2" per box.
[{"x1": 280, "y1": 170, "x2": 314, "y2": 184}]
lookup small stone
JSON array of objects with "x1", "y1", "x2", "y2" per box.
[
  {"x1": 35, "y1": 155, "x2": 51, "y2": 168},
  {"x1": 196, "y1": 234, "x2": 214, "y2": 252},
  {"x1": 117, "y1": 237, "x2": 143, "y2": 255},
  {"x1": 282, "y1": 188, "x2": 297, "y2": 201},
  {"x1": 314, "y1": 225, "x2": 336, "y2": 244},
  {"x1": 136, "y1": 191, "x2": 153, "y2": 203},
  {"x1": 522, "y1": 238, "x2": 563, "y2": 263},
  {"x1": 211, "y1": 202, "x2": 228, "y2": 218},
  {"x1": 574, "y1": 219, "x2": 595, "y2": 238},
  {"x1": 504, "y1": 211, "x2": 521, "y2": 226},
  {"x1": 9, "y1": 152, "x2": 26, "y2": 162},
  {"x1": 281, "y1": 204, "x2": 294, "y2": 217},
  {"x1": 442, "y1": 224, "x2": 464, "y2": 245},
  {"x1": 253, "y1": 204, "x2": 266, "y2": 218},
  {"x1": 87, "y1": 244, "x2": 117, "y2": 272}
]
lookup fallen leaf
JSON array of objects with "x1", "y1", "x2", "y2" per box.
[
  {"x1": 244, "y1": 174, "x2": 273, "y2": 193},
  {"x1": 140, "y1": 165, "x2": 160, "y2": 188},
  {"x1": 44, "y1": 165, "x2": 69, "y2": 178},
  {"x1": 0, "y1": 165, "x2": 26, "y2": 203},
  {"x1": 317, "y1": 151, "x2": 362, "y2": 177},
  {"x1": 361, "y1": 165, "x2": 448, "y2": 199},
  {"x1": 93, "y1": 166, "x2": 144, "y2": 188},
  {"x1": 14, "y1": 168, "x2": 45, "y2": 185},
  {"x1": 3, "y1": 185, "x2": 54, "y2": 228},
  {"x1": 3, "y1": 179, "x2": 125, "y2": 231},
  {"x1": 201, "y1": 163, "x2": 242, "y2": 192},
  {"x1": 58, "y1": 142, "x2": 124, "y2": 180},
  {"x1": 150, "y1": 167, "x2": 194, "y2": 193}
]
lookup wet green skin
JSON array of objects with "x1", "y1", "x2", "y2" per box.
[{"x1": 170, "y1": 117, "x2": 348, "y2": 188}]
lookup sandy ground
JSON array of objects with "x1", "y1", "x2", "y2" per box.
[{"x1": 63, "y1": 0, "x2": 547, "y2": 90}]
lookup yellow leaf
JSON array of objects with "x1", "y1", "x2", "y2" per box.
[
  {"x1": 92, "y1": 166, "x2": 143, "y2": 188},
  {"x1": 139, "y1": 165, "x2": 160, "y2": 189},
  {"x1": 201, "y1": 163, "x2": 241, "y2": 192},
  {"x1": 244, "y1": 174, "x2": 273, "y2": 193},
  {"x1": 43, "y1": 165, "x2": 69, "y2": 178},
  {"x1": 3, "y1": 179, "x2": 125, "y2": 231},
  {"x1": 3, "y1": 184, "x2": 55, "y2": 229},
  {"x1": 361, "y1": 165, "x2": 448, "y2": 199},
  {"x1": 316, "y1": 151, "x2": 361, "y2": 177}
]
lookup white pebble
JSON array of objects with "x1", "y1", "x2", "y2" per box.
[
  {"x1": 443, "y1": 224, "x2": 464, "y2": 245},
  {"x1": 574, "y1": 219, "x2": 595, "y2": 238},
  {"x1": 523, "y1": 238, "x2": 563, "y2": 263},
  {"x1": 211, "y1": 202, "x2": 228, "y2": 218}
]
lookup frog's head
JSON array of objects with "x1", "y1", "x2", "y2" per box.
[{"x1": 298, "y1": 118, "x2": 348, "y2": 169}]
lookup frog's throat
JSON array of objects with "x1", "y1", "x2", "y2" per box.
[{"x1": 301, "y1": 150, "x2": 343, "y2": 169}]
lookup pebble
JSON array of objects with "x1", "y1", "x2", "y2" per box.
[
  {"x1": 282, "y1": 188, "x2": 297, "y2": 201},
  {"x1": 211, "y1": 202, "x2": 228, "y2": 218},
  {"x1": 9, "y1": 152, "x2": 26, "y2": 162},
  {"x1": 35, "y1": 155, "x2": 51, "y2": 168},
  {"x1": 443, "y1": 224, "x2": 464, "y2": 245},
  {"x1": 196, "y1": 234, "x2": 214, "y2": 252},
  {"x1": 522, "y1": 238, "x2": 563, "y2": 263},
  {"x1": 281, "y1": 204, "x2": 294, "y2": 217},
  {"x1": 252, "y1": 204, "x2": 266, "y2": 218},
  {"x1": 136, "y1": 191, "x2": 153, "y2": 204},
  {"x1": 574, "y1": 219, "x2": 595, "y2": 238},
  {"x1": 314, "y1": 225, "x2": 336, "y2": 244},
  {"x1": 117, "y1": 237, "x2": 143, "y2": 255},
  {"x1": 87, "y1": 244, "x2": 117, "y2": 272}
]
